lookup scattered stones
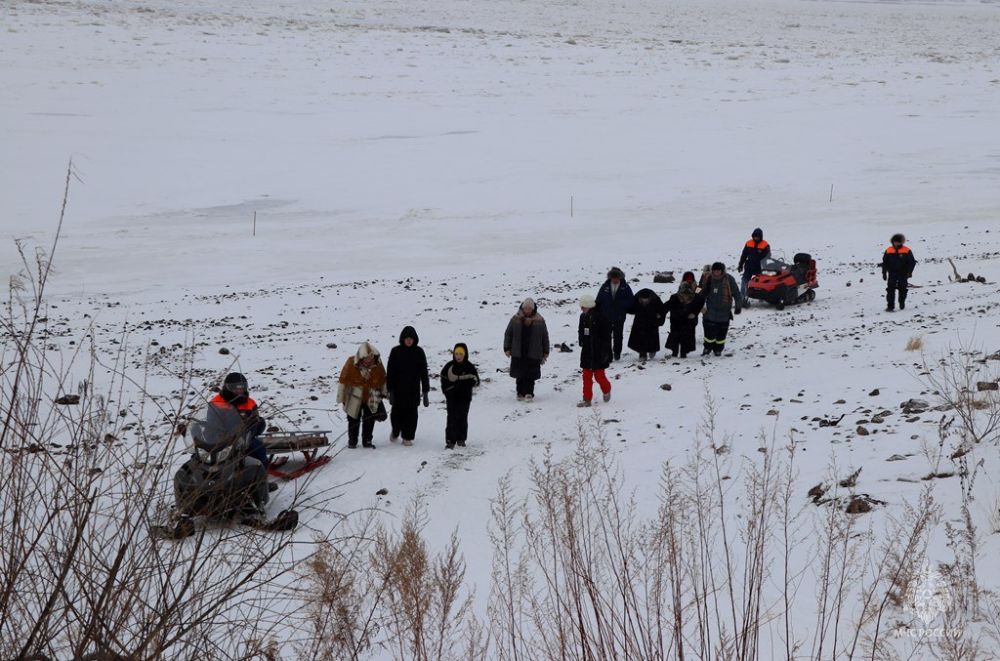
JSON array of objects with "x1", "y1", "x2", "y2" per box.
[
  {"x1": 856, "y1": 425, "x2": 870, "y2": 436},
  {"x1": 660, "y1": 383, "x2": 672, "y2": 391},
  {"x1": 839, "y1": 467, "x2": 861, "y2": 488},
  {"x1": 653, "y1": 271, "x2": 675, "y2": 284},
  {"x1": 900, "y1": 398, "x2": 930, "y2": 414},
  {"x1": 326, "y1": 342, "x2": 338, "y2": 349},
  {"x1": 375, "y1": 487, "x2": 389, "y2": 496},
  {"x1": 846, "y1": 496, "x2": 872, "y2": 514},
  {"x1": 558, "y1": 342, "x2": 573, "y2": 353},
  {"x1": 923, "y1": 471, "x2": 956, "y2": 481},
  {"x1": 808, "y1": 482, "x2": 827, "y2": 503},
  {"x1": 886, "y1": 454, "x2": 908, "y2": 461},
  {"x1": 55, "y1": 394, "x2": 80, "y2": 405},
  {"x1": 818, "y1": 414, "x2": 845, "y2": 427},
  {"x1": 868, "y1": 388, "x2": 880, "y2": 397},
  {"x1": 976, "y1": 381, "x2": 998, "y2": 392},
  {"x1": 218, "y1": 347, "x2": 230, "y2": 355}
]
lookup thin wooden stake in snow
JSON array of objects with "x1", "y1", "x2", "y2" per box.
[
  {"x1": 252, "y1": 211, "x2": 257, "y2": 237},
  {"x1": 829, "y1": 184, "x2": 834, "y2": 202},
  {"x1": 571, "y1": 195, "x2": 574, "y2": 218}
]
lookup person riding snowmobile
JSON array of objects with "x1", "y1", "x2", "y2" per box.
[{"x1": 210, "y1": 372, "x2": 268, "y2": 466}]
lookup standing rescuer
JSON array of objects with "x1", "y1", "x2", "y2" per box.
[
  {"x1": 596, "y1": 267, "x2": 635, "y2": 361},
  {"x1": 737, "y1": 227, "x2": 771, "y2": 305},
  {"x1": 882, "y1": 233, "x2": 916, "y2": 312}
]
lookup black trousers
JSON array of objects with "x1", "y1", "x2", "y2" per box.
[
  {"x1": 516, "y1": 377, "x2": 536, "y2": 397},
  {"x1": 703, "y1": 319, "x2": 730, "y2": 355},
  {"x1": 612, "y1": 319, "x2": 625, "y2": 359},
  {"x1": 445, "y1": 395, "x2": 471, "y2": 444},
  {"x1": 390, "y1": 402, "x2": 419, "y2": 440},
  {"x1": 347, "y1": 406, "x2": 377, "y2": 446},
  {"x1": 886, "y1": 274, "x2": 908, "y2": 308}
]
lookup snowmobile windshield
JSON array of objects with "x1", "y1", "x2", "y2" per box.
[
  {"x1": 761, "y1": 258, "x2": 789, "y2": 274},
  {"x1": 189, "y1": 405, "x2": 248, "y2": 465}
]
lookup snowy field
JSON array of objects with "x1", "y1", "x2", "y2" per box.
[{"x1": 3, "y1": 0, "x2": 1000, "y2": 656}]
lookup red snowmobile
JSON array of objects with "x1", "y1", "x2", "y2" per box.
[{"x1": 747, "y1": 253, "x2": 818, "y2": 309}]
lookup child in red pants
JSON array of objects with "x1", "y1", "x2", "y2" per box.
[{"x1": 577, "y1": 294, "x2": 612, "y2": 407}]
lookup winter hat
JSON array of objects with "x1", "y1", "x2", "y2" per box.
[
  {"x1": 752, "y1": 228, "x2": 763, "y2": 239},
  {"x1": 891, "y1": 233, "x2": 905, "y2": 244},
  {"x1": 681, "y1": 271, "x2": 695, "y2": 283},
  {"x1": 220, "y1": 372, "x2": 248, "y2": 404},
  {"x1": 399, "y1": 326, "x2": 419, "y2": 345},
  {"x1": 711, "y1": 262, "x2": 726, "y2": 272},
  {"x1": 453, "y1": 343, "x2": 468, "y2": 358},
  {"x1": 355, "y1": 341, "x2": 380, "y2": 361},
  {"x1": 607, "y1": 267, "x2": 625, "y2": 280},
  {"x1": 579, "y1": 294, "x2": 596, "y2": 309},
  {"x1": 520, "y1": 298, "x2": 537, "y2": 314}
]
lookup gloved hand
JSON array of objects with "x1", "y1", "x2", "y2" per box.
[
  {"x1": 541, "y1": 356, "x2": 548, "y2": 365},
  {"x1": 737, "y1": 265, "x2": 744, "y2": 273},
  {"x1": 422, "y1": 392, "x2": 429, "y2": 408},
  {"x1": 883, "y1": 273, "x2": 888, "y2": 281},
  {"x1": 505, "y1": 350, "x2": 512, "y2": 358}
]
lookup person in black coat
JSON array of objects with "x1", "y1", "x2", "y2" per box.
[
  {"x1": 440, "y1": 343, "x2": 480, "y2": 449},
  {"x1": 882, "y1": 233, "x2": 917, "y2": 311},
  {"x1": 663, "y1": 272, "x2": 706, "y2": 358},
  {"x1": 737, "y1": 228, "x2": 771, "y2": 305},
  {"x1": 386, "y1": 326, "x2": 430, "y2": 446},
  {"x1": 627, "y1": 288, "x2": 665, "y2": 361},
  {"x1": 595, "y1": 267, "x2": 635, "y2": 361},
  {"x1": 577, "y1": 294, "x2": 612, "y2": 407}
]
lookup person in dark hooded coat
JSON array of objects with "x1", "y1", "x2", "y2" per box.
[
  {"x1": 595, "y1": 266, "x2": 635, "y2": 361},
  {"x1": 386, "y1": 326, "x2": 430, "y2": 446},
  {"x1": 662, "y1": 272, "x2": 705, "y2": 358},
  {"x1": 627, "y1": 288, "x2": 665, "y2": 360}
]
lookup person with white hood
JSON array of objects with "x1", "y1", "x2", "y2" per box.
[{"x1": 337, "y1": 342, "x2": 389, "y2": 448}]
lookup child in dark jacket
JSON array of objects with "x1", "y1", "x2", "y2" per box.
[{"x1": 440, "y1": 343, "x2": 480, "y2": 449}]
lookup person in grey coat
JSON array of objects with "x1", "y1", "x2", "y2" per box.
[
  {"x1": 503, "y1": 298, "x2": 550, "y2": 400},
  {"x1": 701, "y1": 262, "x2": 742, "y2": 356}
]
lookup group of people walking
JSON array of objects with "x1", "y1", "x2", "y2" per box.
[{"x1": 227, "y1": 229, "x2": 917, "y2": 451}]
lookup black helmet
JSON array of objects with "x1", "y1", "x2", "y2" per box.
[
  {"x1": 752, "y1": 228, "x2": 763, "y2": 239},
  {"x1": 891, "y1": 233, "x2": 905, "y2": 244},
  {"x1": 221, "y1": 372, "x2": 249, "y2": 403}
]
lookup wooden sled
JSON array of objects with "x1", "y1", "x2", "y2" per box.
[{"x1": 263, "y1": 430, "x2": 332, "y2": 480}]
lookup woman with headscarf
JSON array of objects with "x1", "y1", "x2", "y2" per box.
[
  {"x1": 503, "y1": 298, "x2": 550, "y2": 401},
  {"x1": 337, "y1": 342, "x2": 389, "y2": 448},
  {"x1": 663, "y1": 272, "x2": 706, "y2": 358}
]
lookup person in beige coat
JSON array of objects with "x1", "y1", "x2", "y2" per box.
[{"x1": 337, "y1": 342, "x2": 389, "y2": 448}]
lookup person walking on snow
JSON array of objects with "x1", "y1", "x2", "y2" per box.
[
  {"x1": 737, "y1": 228, "x2": 771, "y2": 305},
  {"x1": 596, "y1": 267, "x2": 635, "y2": 361},
  {"x1": 627, "y1": 288, "x2": 665, "y2": 361},
  {"x1": 440, "y1": 343, "x2": 479, "y2": 449},
  {"x1": 337, "y1": 342, "x2": 389, "y2": 448},
  {"x1": 663, "y1": 272, "x2": 705, "y2": 358},
  {"x1": 386, "y1": 326, "x2": 430, "y2": 446},
  {"x1": 882, "y1": 233, "x2": 916, "y2": 311},
  {"x1": 577, "y1": 294, "x2": 613, "y2": 407},
  {"x1": 702, "y1": 262, "x2": 742, "y2": 356},
  {"x1": 503, "y1": 298, "x2": 550, "y2": 400}
]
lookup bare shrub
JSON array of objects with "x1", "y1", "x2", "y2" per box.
[
  {"x1": 906, "y1": 336, "x2": 925, "y2": 352},
  {"x1": 0, "y1": 167, "x2": 334, "y2": 660}
]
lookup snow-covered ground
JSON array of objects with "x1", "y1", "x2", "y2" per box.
[{"x1": 3, "y1": 0, "x2": 1000, "y2": 654}]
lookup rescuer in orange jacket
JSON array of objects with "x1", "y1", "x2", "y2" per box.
[
  {"x1": 210, "y1": 372, "x2": 268, "y2": 465},
  {"x1": 737, "y1": 228, "x2": 771, "y2": 305},
  {"x1": 882, "y1": 233, "x2": 917, "y2": 311}
]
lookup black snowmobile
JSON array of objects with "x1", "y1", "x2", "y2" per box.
[{"x1": 152, "y1": 404, "x2": 298, "y2": 539}]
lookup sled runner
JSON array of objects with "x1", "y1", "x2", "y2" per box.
[
  {"x1": 747, "y1": 253, "x2": 818, "y2": 309},
  {"x1": 263, "y1": 430, "x2": 332, "y2": 480}
]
